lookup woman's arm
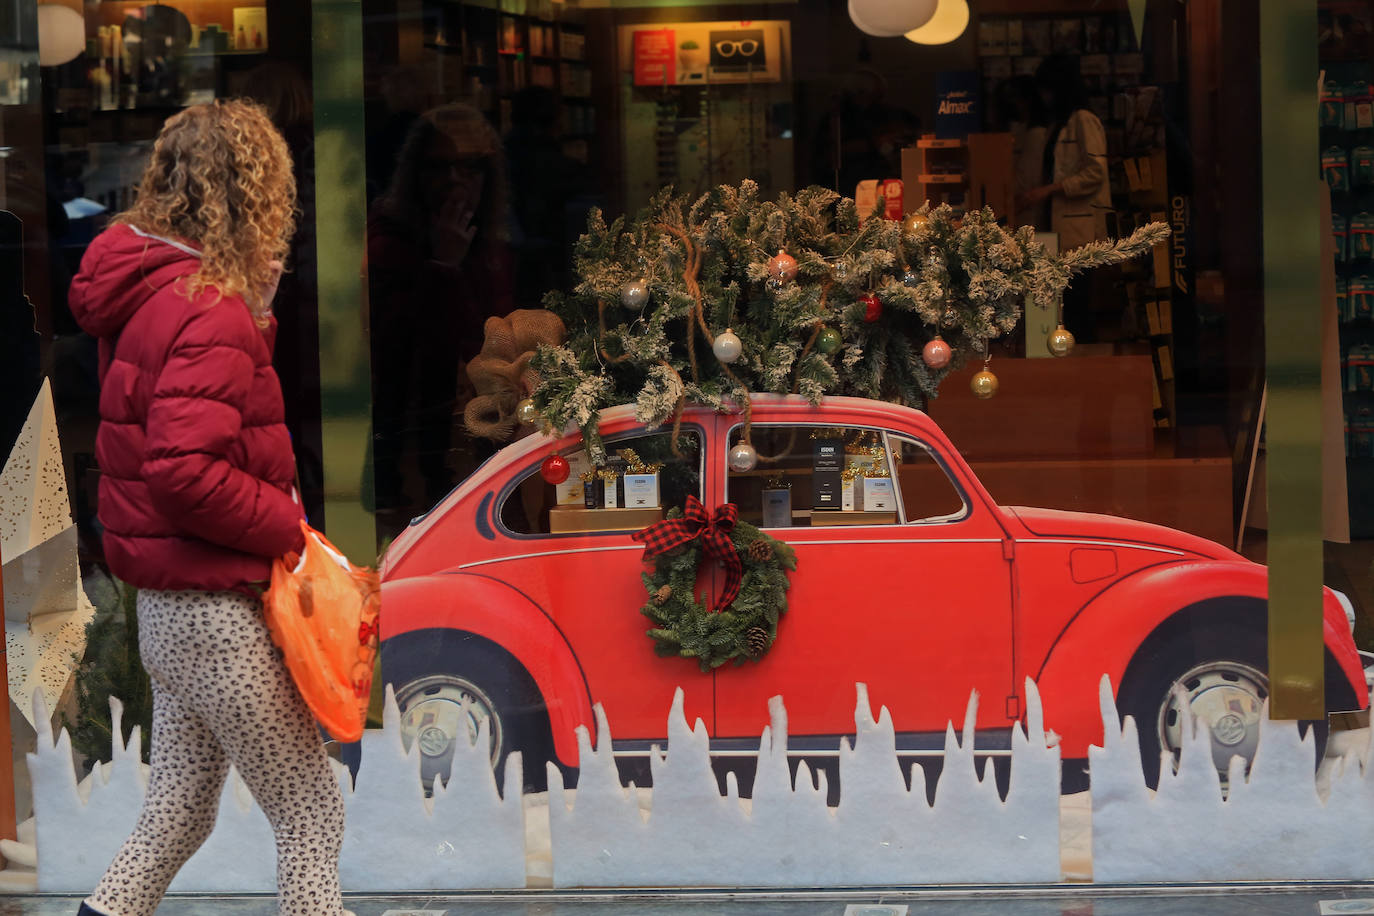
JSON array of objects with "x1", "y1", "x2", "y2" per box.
[{"x1": 141, "y1": 304, "x2": 304, "y2": 559}]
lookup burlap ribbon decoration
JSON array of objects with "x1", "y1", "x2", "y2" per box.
[{"x1": 463, "y1": 309, "x2": 566, "y2": 441}]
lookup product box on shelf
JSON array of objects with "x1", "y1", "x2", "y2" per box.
[
  {"x1": 812, "y1": 436, "x2": 843, "y2": 511},
  {"x1": 763, "y1": 484, "x2": 792, "y2": 527},
  {"x1": 556, "y1": 453, "x2": 591, "y2": 506},
  {"x1": 624, "y1": 473, "x2": 660, "y2": 509}
]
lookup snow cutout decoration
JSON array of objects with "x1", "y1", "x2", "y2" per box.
[
  {"x1": 547, "y1": 680, "x2": 1061, "y2": 887},
  {"x1": 28, "y1": 687, "x2": 525, "y2": 892},
  {"x1": 1090, "y1": 674, "x2": 1374, "y2": 882}
]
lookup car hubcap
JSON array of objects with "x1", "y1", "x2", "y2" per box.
[
  {"x1": 1157, "y1": 660, "x2": 1268, "y2": 782},
  {"x1": 394, "y1": 675, "x2": 502, "y2": 789}
]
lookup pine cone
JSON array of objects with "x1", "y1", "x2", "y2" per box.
[
  {"x1": 653, "y1": 585, "x2": 672, "y2": 605},
  {"x1": 745, "y1": 626, "x2": 770, "y2": 657},
  {"x1": 748, "y1": 539, "x2": 773, "y2": 563}
]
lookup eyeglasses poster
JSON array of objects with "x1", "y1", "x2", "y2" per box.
[{"x1": 629, "y1": 21, "x2": 787, "y2": 87}]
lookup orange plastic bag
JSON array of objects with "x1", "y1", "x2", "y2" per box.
[{"x1": 264, "y1": 520, "x2": 380, "y2": 742}]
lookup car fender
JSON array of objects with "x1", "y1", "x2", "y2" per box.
[
  {"x1": 381, "y1": 573, "x2": 594, "y2": 766},
  {"x1": 1033, "y1": 560, "x2": 1368, "y2": 758}
]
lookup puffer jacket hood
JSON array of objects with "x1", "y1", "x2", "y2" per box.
[
  {"x1": 69, "y1": 224, "x2": 303, "y2": 592},
  {"x1": 69, "y1": 224, "x2": 202, "y2": 341}
]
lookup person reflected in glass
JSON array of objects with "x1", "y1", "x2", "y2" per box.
[
  {"x1": 995, "y1": 75, "x2": 1051, "y2": 230},
  {"x1": 367, "y1": 103, "x2": 514, "y2": 524},
  {"x1": 66, "y1": 100, "x2": 348, "y2": 916},
  {"x1": 1017, "y1": 53, "x2": 1113, "y2": 341}
]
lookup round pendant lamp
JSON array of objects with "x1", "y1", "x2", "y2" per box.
[
  {"x1": 904, "y1": 0, "x2": 970, "y2": 45},
  {"x1": 848, "y1": 0, "x2": 938, "y2": 38},
  {"x1": 37, "y1": 4, "x2": 86, "y2": 67}
]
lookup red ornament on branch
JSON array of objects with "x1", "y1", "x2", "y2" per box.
[
  {"x1": 540, "y1": 453, "x2": 570, "y2": 484},
  {"x1": 861, "y1": 293, "x2": 882, "y2": 323}
]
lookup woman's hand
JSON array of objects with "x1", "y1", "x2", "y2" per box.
[{"x1": 1016, "y1": 183, "x2": 1057, "y2": 209}]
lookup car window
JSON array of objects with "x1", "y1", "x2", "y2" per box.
[
  {"x1": 499, "y1": 430, "x2": 703, "y2": 535},
  {"x1": 889, "y1": 435, "x2": 967, "y2": 524},
  {"x1": 725, "y1": 424, "x2": 902, "y2": 528}
]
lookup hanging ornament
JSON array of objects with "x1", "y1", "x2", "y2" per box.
[
  {"x1": 621, "y1": 279, "x2": 649, "y2": 309},
  {"x1": 902, "y1": 212, "x2": 929, "y2": 237},
  {"x1": 902, "y1": 269, "x2": 919, "y2": 288},
  {"x1": 713, "y1": 328, "x2": 743, "y2": 363},
  {"x1": 922, "y1": 336, "x2": 952, "y2": 369},
  {"x1": 728, "y1": 441, "x2": 759, "y2": 472},
  {"x1": 516, "y1": 398, "x2": 540, "y2": 424},
  {"x1": 1047, "y1": 324, "x2": 1076, "y2": 358},
  {"x1": 540, "y1": 454, "x2": 571, "y2": 484},
  {"x1": 767, "y1": 250, "x2": 798, "y2": 283},
  {"x1": 817, "y1": 327, "x2": 842, "y2": 354},
  {"x1": 971, "y1": 368, "x2": 999, "y2": 399},
  {"x1": 861, "y1": 293, "x2": 882, "y2": 323}
]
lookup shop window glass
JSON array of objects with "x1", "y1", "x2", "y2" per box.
[
  {"x1": 499, "y1": 429, "x2": 702, "y2": 535},
  {"x1": 890, "y1": 434, "x2": 967, "y2": 524}
]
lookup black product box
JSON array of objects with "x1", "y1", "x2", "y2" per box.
[
  {"x1": 813, "y1": 438, "x2": 844, "y2": 471},
  {"x1": 813, "y1": 470, "x2": 842, "y2": 510}
]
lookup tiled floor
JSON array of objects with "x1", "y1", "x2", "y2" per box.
[{"x1": 2, "y1": 887, "x2": 1374, "y2": 916}]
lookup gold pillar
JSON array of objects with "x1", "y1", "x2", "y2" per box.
[{"x1": 1260, "y1": 0, "x2": 1324, "y2": 719}]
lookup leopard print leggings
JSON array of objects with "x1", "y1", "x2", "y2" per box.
[{"x1": 86, "y1": 588, "x2": 346, "y2": 916}]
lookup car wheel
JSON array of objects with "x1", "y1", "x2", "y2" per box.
[
  {"x1": 380, "y1": 629, "x2": 552, "y2": 794},
  {"x1": 1118, "y1": 625, "x2": 1269, "y2": 791},
  {"x1": 1117, "y1": 623, "x2": 1326, "y2": 791}
]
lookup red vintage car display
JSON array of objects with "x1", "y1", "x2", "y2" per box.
[{"x1": 379, "y1": 395, "x2": 1370, "y2": 791}]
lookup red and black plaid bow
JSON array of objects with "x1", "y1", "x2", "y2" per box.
[{"x1": 632, "y1": 495, "x2": 742, "y2": 611}]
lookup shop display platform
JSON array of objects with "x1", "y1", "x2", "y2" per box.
[{"x1": 2, "y1": 886, "x2": 1374, "y2": 915}]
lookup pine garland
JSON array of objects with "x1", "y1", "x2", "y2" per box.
[
  {"x1": 532, "y1": 181, "x2": 1170, "y2": 460},
  {"x1": 640, "y1": 511, "x2": 797, "y2": 670}
]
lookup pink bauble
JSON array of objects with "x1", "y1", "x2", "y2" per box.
[
  {"x1": 768, "y1": 251, "x2": 798, "y2": 282},
  {"x1": 540, "y1": 454, "x2": 570, "y2": 485},
  {"x1": 922, "y1": 337, "x2": 952, "y2": 369}
]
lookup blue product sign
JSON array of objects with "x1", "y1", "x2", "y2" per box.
[{"x1": 935, "y1": 71, "x2": 980, "y2": 139}]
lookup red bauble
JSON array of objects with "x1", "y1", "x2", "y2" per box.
[
  {"x1": 861, "y1": 293, "x2": 882, "y2": 323},
  {"x1": 922, "y1": 336, "x2": 952, "y2": 369},
  {"x1": 540, "y1": 454, "x2": 570, "y2": 485}
]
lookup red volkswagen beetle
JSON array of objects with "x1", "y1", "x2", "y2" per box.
[{"x1": 379, "y1": 395, "x2": 1369, "y2": 791}]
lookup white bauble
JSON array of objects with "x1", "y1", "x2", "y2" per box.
[
  {"x1": 712, "y1": 328, "x2": 743, "y2": 364},
  {"x1": 848, "y1": 0, "x2": 937, "y2": 37}
]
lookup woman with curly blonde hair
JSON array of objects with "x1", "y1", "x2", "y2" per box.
[{"x1": 68, "y1": 99, "x2": 348, "y2": 916}]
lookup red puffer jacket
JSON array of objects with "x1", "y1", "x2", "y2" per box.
[{"x1": 69, "y1": 224, "x2": 304, "y2": 591}]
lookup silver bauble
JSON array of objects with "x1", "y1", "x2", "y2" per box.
[{"x1": 728, "y1": 441, "x2": 759, "y2": 472}]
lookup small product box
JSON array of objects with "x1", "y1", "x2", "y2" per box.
[
  {"x1": 863, "y1": 477, "x2": 895, "y2": 512},
  {"x1": 812, "y1": 436, "x2": 844, "y2": 511},
  {"x1": 555, "y1": 453, "x2": 590, "y2": 506},
  {"x1": 762, "y1": 482, "x2": 792, "y2": 527},
  {"x1": 599, "y1": 465, "x2": 622, "y2": 509},
  {"x1": 582, "y1": 469, "x2": 602, "y2": 509},
  {"x1": 840, "y1": 471, "x2": 863, "y2": 511},
  {"x1": 624, "y1": 473, "x2": 660, "y2": 508}
]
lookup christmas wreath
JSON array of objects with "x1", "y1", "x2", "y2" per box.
[{"x1": 632, "y1": 496, "x2": 797, "y2": 671}]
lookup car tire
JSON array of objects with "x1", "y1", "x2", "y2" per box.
[
  {"x1": 1116, "y1": 619, "x2": 1326, "y2": 791},
  {"x1": 380, "y1": 629, "x2": 552, "y2": 794}
]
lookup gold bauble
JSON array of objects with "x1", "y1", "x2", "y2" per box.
[
  {"x1": 902, "y1": 211, "x2": 928, "y2": 236},
  {"x1": 1047, "y1": 325, "x2": 1075, "y2": 358},
  {"x1": 970, "y1": 369, "x2": 999, "y2": 399},
  {"x1": 516, "y1": 397, "x2": 540, "y2": 424}
]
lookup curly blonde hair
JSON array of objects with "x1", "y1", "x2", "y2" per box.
[{"x1": 116, "y1": 99, "x2": 296, "y2": 326}]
